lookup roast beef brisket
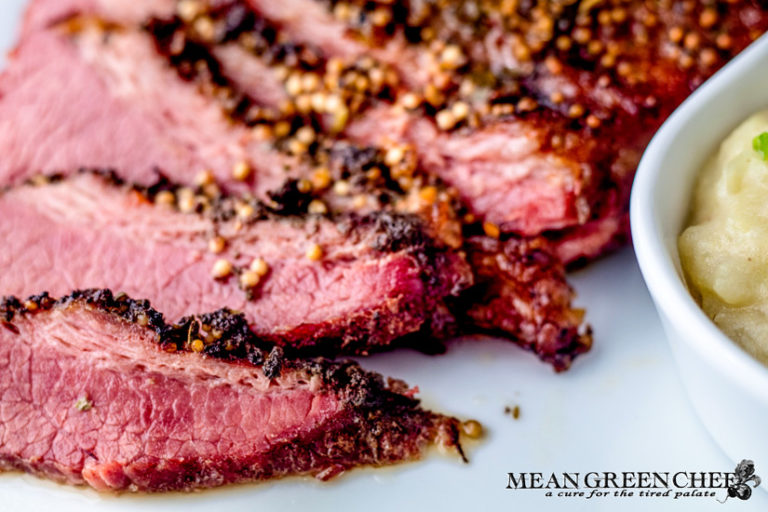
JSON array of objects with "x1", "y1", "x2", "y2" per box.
[
  {"x1": 0, "y1": 289, "x2": 463, "y2": 491},
  {"x1": 4, "y1": 0, "x2": 757, "y2": 371},
  {"x1": 142, "y1": 0, "x2": 767, "y2": 252},
  {"x1": 9, "y1": 0, "x2": 753, "y2": 493},
  {"x1": 0, "y1": 18, "x2": 593, "y2": 369},
  {"x1": 10, "y1": 0, "x2": 767, "y2": 260},
  {"x1": 0, "y1": 171, "x2": 472, "y2": 355}
]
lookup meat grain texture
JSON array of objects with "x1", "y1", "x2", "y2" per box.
[
  {"x1": 0, "y1": 1, "x2": 762, "y2": 367},
  {"x1": 0, "y1": 290, "x2": 462, "y2": 492},
  {"x1": 0, "y1": 7, "x2": 594, "y2": 369}
]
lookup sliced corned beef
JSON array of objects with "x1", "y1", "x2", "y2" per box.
[
  {"x1": 0, "y1": 289, "x2": 464, "y2": 491},
  {"x1": 0, "y1": 171, "x2": 471, "y2": 355}
]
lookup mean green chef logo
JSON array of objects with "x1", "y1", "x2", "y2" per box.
[
  {"x1": 720, "y1": 460, "x2": 761, "y2": 502},
  {"x1": 505, "y1": 459, "x2": 761, "y2": 503}
]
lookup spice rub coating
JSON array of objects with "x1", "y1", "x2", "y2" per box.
[
  {"x1": 142, "y1": 0, "x2": 768, "y2": 251},
  {"x1": 0, "y1": 15, "x2": 595, "y2": 369},
  {"x1": 458, "y1": 235, "x2": 591, "y2": 370},
  {"x1": 0, "y1": 170, "x2": 472, "y2": 355}
]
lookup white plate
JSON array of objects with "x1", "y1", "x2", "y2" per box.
[{"x1": 0, "y1": 2, "x2": 764, "y2": 510}]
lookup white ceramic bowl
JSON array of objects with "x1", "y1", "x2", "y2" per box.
[{"x1": 631, "y1": 34, "x2": 768, "y2": 482}]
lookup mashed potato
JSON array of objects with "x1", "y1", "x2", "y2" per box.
[{"x1": 679, "y1": 111, "x2": 768, "y2": 366}]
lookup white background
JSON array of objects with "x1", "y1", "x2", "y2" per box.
[{"x1": 0, "y1": 2, "x2": 765, "y2": 510}]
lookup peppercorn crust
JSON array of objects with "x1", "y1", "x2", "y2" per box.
[
  {"x1": 0, "y1": 16, "x2": 595, "y2": 369},
  {"x1": 141, "y1": 0, "x2": 768, "y2": 247},
  {"x1": 1, "y1": 169, "x2": 474, "y2": 356},
  {"x1": 9, "y1": 0, "x2": 758, "y2": 371}
]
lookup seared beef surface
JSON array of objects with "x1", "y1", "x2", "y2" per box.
[
  {"x1": 0, "y1": 289, "x2": 462, "y2": 492},
  {"x1": 8, "y1": 0, "x2": 765, "y2": 252},
  {"x1": 3, "y1": 0, "x2": 762, "y2": 370},
  {"x1": 205, "y1": 0, "x2": 766, "y2": 254},
  {"x1": 0, "y1": 171, "x2": 471, "y2": 355},
  {"x1": 461, "y1": 236, "x2": 591, "y2": 369},
  {"x1": 0, "y1": 14, "x2": 593, "y2": 369}
]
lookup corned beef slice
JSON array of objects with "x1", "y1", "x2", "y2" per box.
[
  {"x1": 0, "y1": 18, "x2": 593, "y2": 369},
  {"x1": 0, "y1": 24, "x2": 291, "y2": 198},
  {"x1": 0, "y1": 171, "x2": 471, "y2": 355},
  {"x1": 10, "y1": 0, "x2": 768, "y2": 263},
  {"x1": 0, "y1": 290, "x2": 462, "y2": 491},
  {"x1": 219, "y1": 0, "x2": 768, "y2": 255}
]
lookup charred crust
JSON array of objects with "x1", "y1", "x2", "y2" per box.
[
  {"x1": 219, "y1": 2, "x2": 254, "y2": 43},
  {"x1": 20, "y1": 173, "x2": 66, "y2": 188},
  {"x1": 367, "y1": 212, "x2": 428, "y2": 252},
  {"x1": 263, "y1": 346, "x2": 284, "y2": 380},
  {"x1": 0, "y1": 296, "x2": 21, "y2": 317},
  {"x1": 59, "y1": 289, "x2": 166, "y2": 332},
  {"x1": 200, "y1": 308, "x2": 255, "y2": 343},
  {"x1": 76, "y1": 167, "x2": 125, "y2": 187},
  {"x1": 213, "y1": 197, "x2": 269, "y2": 223},
  {"x1": 169, "y1": 308, "x2": 273, "y2": 363},
  {"x1": 0, "y1": 296, "x2": 22, "y2": 323},
  {"x1": 2, "y1": 290, "x2": 449, "y2": 392},
  {"x1": 331, "y1": 145, "x2": 380, "y2": 174},
  {"x1": 143, "y1": 170, "x2": 176, "y2": 197},
  {"x1": 457, "y1": 236, "x2": 592, "y2": 371},
  {"x1": 328, "y1": 145, "x2": 383, "y2": 184},
  {"x1": 2, "y1": 288, "x2": 277, "y2": 372},
  {"x1": 298, "y1": 358, "x2": 418, "y2": 410},
  {"x1": 267, "y1": 179, "x2": 313, "y2": 215},
  {"x1": 26, "y1": 292, "x2": 56, "y2": 310}
]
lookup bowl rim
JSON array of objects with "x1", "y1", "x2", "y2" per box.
[{"x1": 630, "y1": 34, "x2": 768, "y2": 394}]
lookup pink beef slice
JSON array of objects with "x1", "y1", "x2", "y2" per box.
[
  {"x1": 0, "y1": 19, "x2": 593, "y2": 370},
  {"x1": 0, "y1": 290, "x2": 462, "y2": 491},
  {"x1": 0, "y1": 171, "x2": 471, "y2": 355},
  {"x1": 0, "y1": 23, "x2": 301, "y2": 198},
  {"x1": 10, "y1": 0, "x2": 768, "y2": 260},
  {"x1": 20, "y1": 0, "x2": 174, "y2": 35}
]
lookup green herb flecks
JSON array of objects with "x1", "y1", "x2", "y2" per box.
[{"x1": 752, "y1": 132, "x2": 768, "y2": 160}]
